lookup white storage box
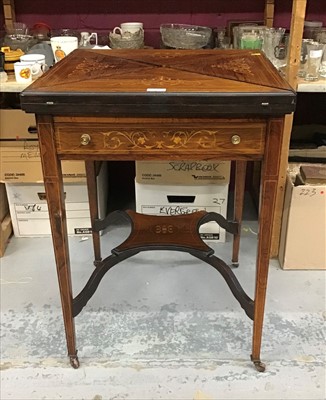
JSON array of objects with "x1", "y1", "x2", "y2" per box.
[
  {"x1": 135, "y1": 181, "x2": 229, "y2": 242},
  {"x1": 5, "y1": 165, "x2": 108, "y2": 237},
  {"x1": 136, "y1": 160, "x2": 230, "y2": 185}
]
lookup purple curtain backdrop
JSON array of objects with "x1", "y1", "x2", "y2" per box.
[{"x1": 1, "y1": 0, "x2": 325, "y2": 47}]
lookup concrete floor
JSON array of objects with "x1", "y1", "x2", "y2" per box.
[{"x1": 1, "y1": 214, "x2": 325, "y2": 399}]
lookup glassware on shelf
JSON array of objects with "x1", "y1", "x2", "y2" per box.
[
  {"x1": 214, "y1": 27, "x2": 226, "y2": 48},
  {"x1": 303, "y1": 21, "x2": 323, "y2": 41},
  {"x1": 297, "y1": 38, "x2": 315, "y2": 78},
  {"x1": 316, "y1": 28, "x2": 326, "y2": 44},
  {"x1": 233, "y1": 25, "x2": 266, "y2": 49},
  {"x1": 318, "y1": 44, "x2": 326, "y2": 78},
  {"x1": 3, "y1": 21, "x2": 34, "y2": 52},
  {"x1": 304, "y1": 41, "x2": 324, "y2": 81},
  {"x1": 5, "y1": 22, "x2": 28, "y2": 36},
  {"x1": 240, "y1": 32, "x2": 263, "y2": 49},
  {"x1": 58, "y1": 28, "x2": 76, "y2": 37},
  {"x1": 219, "y1": 37, "x2": 232, "y2": 49},
  {"x1": 160, "y1": 24, "x2": 212, "y2": 49},
  {"x1": 262, "y1": 27, "x2": 287, "y2": 69},
  {"x1": 3, "y1": 34, "x2": 35, "y2": 52}
]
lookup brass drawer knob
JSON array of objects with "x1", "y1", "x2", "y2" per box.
[
  {"x1": 80, "y1": 134, "x2": 91, "y2": 146},
  {"x1": 231, "y1": 134, "x2": 241, "y2": 145}
]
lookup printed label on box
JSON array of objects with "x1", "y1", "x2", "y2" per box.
[
  {"x1": 5, "y1": 164, "x2": 108, "y2": 237},
  {"x1": 0, "y1": 141, "x2": 86, "y2": 183},
  {"x1": 136, "y1": 160, "x2": 230, "y2": 185},
  {"x1": 11, "y1": 201, "x2": 91, "y2": 236},
  {"x1": 74, "y1": 227, "x2": 92, "y2": 235}
]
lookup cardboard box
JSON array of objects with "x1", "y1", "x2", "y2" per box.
[
  {"x1": 0, "y1": 183, "x2": 12, "y2": 257},
  {"x1": 5, "y1": 164, "x2": 108, "y2": 237},
  {"x1": 0, "y1": 109, "x2": 36, "y2": 140},
  {"x1": 136, "y1": 160, "x2": 231, "y2": 185},
  {"x1": 0, "y1": 141, "x2": 86, "y2": 183},
  {"x1": 279, "y1": 173, "x2": 326, "y2": 270},
  {"x1": 300, "y1": 163, "x2": 326, "y2": 184},
  {"x1": 0, "y1": 214, "x2": 12, "y2": 257},
  {"x1": 135, "y1": 181, "x2": 229, "y2": 242},
  {"x1": 0, "y1": 183, "x2": 9, "y2": 222}
]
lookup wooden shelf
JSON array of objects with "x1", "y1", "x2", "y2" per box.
[
  {"x1": 0, "y1": 74, "x2": 31, "y2": 92},
  {"x1": 297, "y1": 78, "x2": 326, "y2": 92}
]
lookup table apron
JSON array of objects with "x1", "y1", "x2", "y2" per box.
[{"x1": 54, "y1": 121, "x2": 266, "y2": 160}]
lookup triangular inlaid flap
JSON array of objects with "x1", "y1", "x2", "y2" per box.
[
  {"x1": 32, "y1": 49, "x2": 157, "y2": 89},
  {"x1": 101, "y1": 49, "x2": 294, "y2": 91}
]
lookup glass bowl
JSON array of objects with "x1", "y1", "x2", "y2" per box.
[
  {"x1": 3, "y1": 34, "x2": 36, "y2": 52},
  {"x1": 160, "y1": 24, "x2": 212, "y2": 49}
]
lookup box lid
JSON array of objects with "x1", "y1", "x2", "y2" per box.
[
  {"x1": 20, "y1": 49, "x2": 296, "y2": 116},
  {"x1": 300, "y1": 164, "x2": 326, "y2": 184}
]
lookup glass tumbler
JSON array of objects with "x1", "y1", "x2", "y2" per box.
[
  {"x1": 319, "y1": 44, "x2": 326, "y2": 78},
  {"x1": 262, "y1": 27, "x2": 286, "y2": 69},
  {"x1": 316, "y1": 28, "x2": 326, "y2": 44},
  {"x1": 305, "y1": 42, "x2": 324, "y2": 81},
  {"x1": 298, "y1": 39, "x2": 314, "y2": 77},
  {"x1": 240, "y1": 32, "x2": 263, "y2": 50}
]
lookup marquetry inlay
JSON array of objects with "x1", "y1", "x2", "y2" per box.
[{"x1": 102, "y1": 129, "x2": 220, "y2": 150}]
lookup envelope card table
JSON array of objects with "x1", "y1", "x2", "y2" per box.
[{"x1": 20, "y1": 49, "x2": 296, "y2": 370}]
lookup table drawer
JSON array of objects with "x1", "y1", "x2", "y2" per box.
[{"x1": 55, "y1": 121, "x2": 266, "y2": 158}]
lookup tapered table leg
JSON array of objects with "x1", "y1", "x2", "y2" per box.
[
  {"x1": 37, "y1": 115, "x2": 79, "y2": 368},
  {"x1": 251, "y1": 118, "x2": 284, "y2": 372},
  {"x1": 232, "y1": 161, "x2": 247, "y2": 267},
  {"x1": 85, "y1": 161, "x2": 102, "y2": 267}
]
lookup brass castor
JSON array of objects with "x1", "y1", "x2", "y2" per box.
[
  {"x1": 69, "y1": 354, "x2": 80, "y2": 369},
  {"x1": 253, "y1": 360, "x2": 266, "y2": 372},
  {"x1": 251, "y1": 355, "x2": 266, "y2": 372}
]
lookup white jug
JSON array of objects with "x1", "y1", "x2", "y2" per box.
[{"x1": 79, "y1": 32, "x2": 98, "y2": 47}]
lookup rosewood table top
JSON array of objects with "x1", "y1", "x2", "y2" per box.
[{"x1": 20, "y1": 49, "x2": 296, "y2": 116}]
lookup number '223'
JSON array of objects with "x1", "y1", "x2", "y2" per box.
[{"x1": 299, "y1": 188, "x2": 317, "y2": 197}]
